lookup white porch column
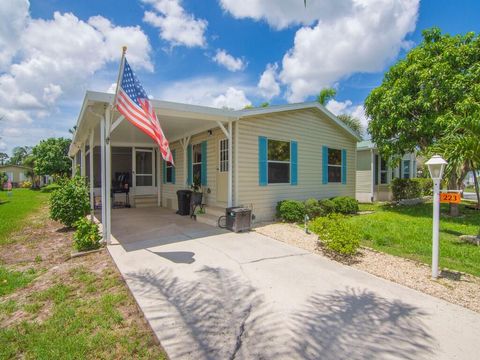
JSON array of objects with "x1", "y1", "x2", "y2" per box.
[
  {"x1": 227, "y1": 121, "x2": 233, "y2": 207},
  {"x1": 89, "y1": 129, "x2": 94, "y2": 216},
  {"x1": 180, "y1": 136, "x2": 191, "y2": 189},
  {"x1": 80, "y1": 143, "x2": 86, "y2": 177},
  {"x1": 370, "y1": 149, "x2": 375, "y2": 202},
  {"x1": 72, "y1": 156, "x2": 77, "y2": 177},
  {"x1": 100, "y1": 116, "x2": 107, "y2": 240},
  {"x1": 105, "y1": 106, "x2": 112, "y2": 244},
  {"x1": 156, "y1": 147, "x2": 161, "y2": 207}
]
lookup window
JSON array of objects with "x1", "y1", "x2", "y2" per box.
[
  {"x1": 268, "y1": 139, "x2": 290, "y2": 184},
  {"x1": 403, "y1": 160, "x2": 410, "y2": 179},
  {"x1": 219, "y1": 139, "x2": 228, "y2": 172},
  {"x1": 165, "y1": 161, "x2": 173, "y2": 183},
  {"x1": 380, "y1": 157, "x2": 388, "y2": 184},
  {"x1": 374, "y1": 155, "x2": 379, "y2": 185},
  {"x1": 328, "y1": 148, "x2": 342, "y2": 183},
  {"x1": 192, "y1": 143, "x2": 202, "y2": 184}
]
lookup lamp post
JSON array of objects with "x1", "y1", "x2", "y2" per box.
[{"x1": 425, "y1": 155, "x2": 448, "y2": 279}]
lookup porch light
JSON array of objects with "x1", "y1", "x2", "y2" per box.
[{"x1": 425, "y1": 154, "x2": 448, "y2": 279}]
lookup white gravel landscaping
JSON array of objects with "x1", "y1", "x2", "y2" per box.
[{"x1": 254, "y1": 222, "x2": 480, "y2": 313}]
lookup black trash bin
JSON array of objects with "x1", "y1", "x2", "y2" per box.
[{"x1": 176, "y1": 190, "x2": 192, "y2": 215}]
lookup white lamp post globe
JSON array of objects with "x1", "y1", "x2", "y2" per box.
[{"x1": 426, "y1": 155, "x2": 447, "y2": 180}]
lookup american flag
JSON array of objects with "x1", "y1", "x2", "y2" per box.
[{"x1": 116, "y1": 59, "x2": 174, "y2": 164}]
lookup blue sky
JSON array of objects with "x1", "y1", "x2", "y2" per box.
[{"x1": 1, "y1": 0, "x2": 479, "y2": 154}]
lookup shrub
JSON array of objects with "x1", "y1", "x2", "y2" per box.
[
  {"x1": 304, "y1": 198, "x2": 322, "y2": 219},
  {"x1": 73, "y1": 217, "x2": 102, "y2": 251},
  {"x1": 310, "y1": 214, "x2": 360, "y2": 256},
  {"x1": 414, "y1": 178, "x2": 433, "y2": 196},
  {"x1": 50, "y1": 176, "x2": 90, "y2": 228},
  {"x1": 391, "y1": 178, "x2": 422, "y2": 201},
  {"x1": 41, "y1": 183, "x2": 61, "y2": 193},
  {"x1": 21, "y1": 181, "x2": 32, "y2": 188},
  {"x1": 331, "y1": 196, "x2": 359, "y2": 214},
  {"x1": 278, "y1": 200, "x2": 305, "y2": 222},
  {"x1": 318, "y1": 199, "x2": 336, "y2": 216}
]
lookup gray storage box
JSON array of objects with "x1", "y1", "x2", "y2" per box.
[{"x1": 226, "y1": 207, "x2": 252, "y2": 232}]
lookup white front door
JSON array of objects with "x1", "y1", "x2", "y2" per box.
[
  {"x1": 216, "y1": 138, "x2": 228, "y2": 204},
  {"x1": 133, "y1": 148, "x2": 155, "y2": 195}
]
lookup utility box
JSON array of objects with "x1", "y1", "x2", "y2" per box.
[{"x1": 226, "y1": 207, "x2": 252, "y2": 232}]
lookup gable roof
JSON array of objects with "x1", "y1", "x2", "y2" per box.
[
  {"x1": 71, "y1": 91, "x2": 361, "y2": 154},
  {"x1": 236, "y1": 102, "x2": 361, "y2": 140}
]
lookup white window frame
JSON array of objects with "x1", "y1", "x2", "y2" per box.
[
  {"x1": 380, "y1": 157, "x2": 388, "y2": 184},
  {"x1": 219, "y1": 138, "x2": 229, "y2": 173},
  {"x1": 403, "y1": 159, "x2": 410, "y2": 179},
  {"x1": 192, "y1": 143, "x2": 203, "y2": 184},
  {"x1": 165, "y1": 160, "x2": 173, "y2": 183},
  {"x1": 327, "y1": 147, "x2": 342, "y2": 183},
  {"x1": 267, "y1": 138, "x2": 291, "y2": 185}
]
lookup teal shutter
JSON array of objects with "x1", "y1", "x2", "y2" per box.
[
  {"x1": 322, "y1": 146, "x2": 328, "y2": 184},
  {"x1": 258, "y1": 136, "x2": 267, "y2": 186},
  {"x1": 162, "y1": 158, "x2": 166, "y2": 184},
  {"x1": 291, "y1": 140, "x2": 298, "y2": 185},
  {"x1": 201, "y1": 141, "x2": 207, "y2": 186},
  {"x1": 187, "y1": 145, "x2": 192, "y2": 185},
  {"x1": 341, "y1": 149, "x2": 347, "y2": 184},
  {"x1": 171, "y1": 149, "x2": 176, "y2": 184}
]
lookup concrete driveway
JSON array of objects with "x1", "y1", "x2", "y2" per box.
[{"x1": 108, "y1": 208, "x2": 480, "y2": 360}]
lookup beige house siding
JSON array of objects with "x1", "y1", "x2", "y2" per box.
[
  {"x1": 160, "y1": 127, "x2": 234, "y2": 210},
  {"x1": 236, "y1": 109, "x2": 357, "y2": 221}
]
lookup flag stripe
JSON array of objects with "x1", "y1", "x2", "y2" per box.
[{"x1": 115, "y1": 59, "x2": 174, "y2": 165}]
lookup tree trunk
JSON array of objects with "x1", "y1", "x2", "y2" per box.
[{"x1": 472, "y1": 163, "x2": 480, "y2": 209}]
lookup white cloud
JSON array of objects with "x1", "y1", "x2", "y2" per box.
[
  {"x1": 257, "y1": 63, "x2": 280, "y2": 100},
  {"x1": 212, "y1": 87, "x2": 251, "y2": 109},
  {"x1": 158, "y1": 77, "x2": 252, "y2": 110},
  {"x1": 142, "y1": 0, "x2": 207, "y2": 47},
  {"x1": 0, "y1": 0, "x2": 29, "y2": 71},
  {"x1": 280, "y1": 0, "x2": 419, "y2": 102},
  {"x1": 326, "y1": 99, "x2": 369, "y2": 129},
  {"x1": 219, "y1": 0, "x2": 353, "y2": 30},
  {"x1": 213, "y1": 49, "x2": 245, "y2": 72},
  {"x1": 0, "y1": 1, "x2": 153, "y2": 154},
  {"x1": 0, "y1": 141, "x2": 7, "y2": 152}
]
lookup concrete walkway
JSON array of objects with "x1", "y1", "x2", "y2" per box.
[{"x1": 108, "y1": 208, "x2": 480, "y2": 360}]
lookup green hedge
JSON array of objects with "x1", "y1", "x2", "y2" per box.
[
  {"x1": 50, "y1": 176, "x2": 90, "y2": 228},
  {"x1": 310, "y1": 214, "x2": 360, "y2": 256},
  {"x1": 391, "y1": 178, "x2": 422, "y2": 201},
  {"x1": 73, "y1": 217, "x2": 102, "y2": 251},
  {"x1": 278, "y1": 196, "x2": 359, "y2": 222}
]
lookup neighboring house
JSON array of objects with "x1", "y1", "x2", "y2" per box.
[
  {"x1": 0, "y1": 165, "x2": 32, "y2": 188},
  {"x1": 356, "y1": 141, "x2": 417, "y2": 202},
  {"x1": 464, "y1": 171, "x2": 480, "y2": 187},
  {"x1": 69, "y1": 91, "x2": 359, "y2": 240}
]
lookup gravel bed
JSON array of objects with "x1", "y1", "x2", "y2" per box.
[{"x1": 254, "y1": 222, "x2": 480, "y2": 313}]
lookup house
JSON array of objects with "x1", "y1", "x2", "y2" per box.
[
  {"x1": 0, "y1": 165, "x2": 32, "y2": 187},
  {"x1": 356, "y1": 140, "x2": 417, "y2": 202},
  {"x1": 69, "y1": 91, "x2": 360, "y2": 242}
]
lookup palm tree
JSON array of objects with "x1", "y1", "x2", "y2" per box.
[
  {"x1": 0, "y1": 153, "x2": 8, "y2": 165},
  {"x1": 316, "y1": 88, "x2": 337, "y2": 106}
]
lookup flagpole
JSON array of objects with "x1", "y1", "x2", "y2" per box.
[{"x1": 112, "y1": 46, "x2": 127, "y2": 109}]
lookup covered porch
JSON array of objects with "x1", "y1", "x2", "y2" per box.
[{"x1": 69, "y1": 91, "x2": 238, "y2": 243}]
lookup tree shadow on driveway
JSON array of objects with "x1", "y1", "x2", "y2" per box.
[
  {"x1": 290, "y1": 287, "x2": 435, "y2": 360},
  {"x1": 126, "y1": 268, "x2": 435, "y2": 360}
]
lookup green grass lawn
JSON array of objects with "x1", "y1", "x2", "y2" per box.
[
  {"x1": 0, "y1": 189, "x2": 49, "y2": 245},
  {"x1": 348, "y1": 202, "x2": 480, "y2": 276}
]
